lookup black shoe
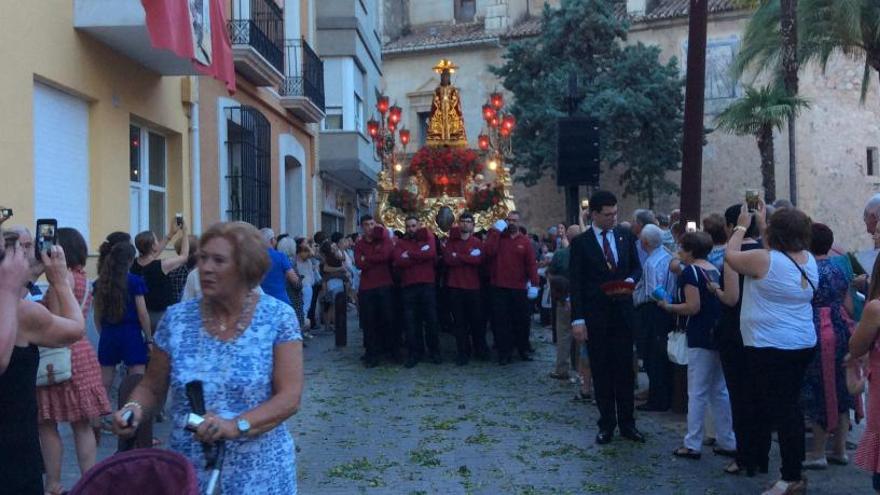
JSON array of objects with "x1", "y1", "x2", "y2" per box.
[
  {"x1": 596, "y1": 430, "x2": 614, "y2": 445},
  {"x1": 498, "y1": 355, "x2": 511, "y2": 366},
  {"x1": 404, "y1": 358, "x2": 418, "y2": 369},
  {"x1": 636, "y1": 403, "x2": 669, "y2": 412},
  {"x1": 364, "y1": 356, "x2": 380, "y2": 368},
  {"x1": 620, "y1": 427, "x2": 646, "y2": 443},
  {"x1": 429, "y1": 353, "x2": 442, "y2": 365},
  {"x1": 455, "y1": 355, "x2": 468, "y2": 366},
  {"x1": 518, "y1": 351, "x2": 534, "y2": 362}
]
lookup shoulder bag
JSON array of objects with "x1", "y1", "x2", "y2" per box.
[{"x1": 36, "y1": 285, "x2": 91, "y2": 387}]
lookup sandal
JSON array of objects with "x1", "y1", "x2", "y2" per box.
[
  {"x1": 673, "y1": 447, "x2": 701, "y2": 460},
  {"x1": 723, "y1": 461, "x2": 742, "y2": 475},
  {"x1": 549, "y1": 372, "x2": 570, "y2": 380},
  {"x1": 827, "y1": 454, "x2": 849, "y2": 466},
  {"x1": 44, "y1": 482, "x2": 64, "y2": 495}
]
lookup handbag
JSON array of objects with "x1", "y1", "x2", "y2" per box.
[
  {"x1": 667, "y1": 330, "x2": 688, "y2": 365},
  {"x1": 36, "y1": 282, "x2": 91, "y2": 387}
]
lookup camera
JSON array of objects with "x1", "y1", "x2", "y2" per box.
[
  {"x1": 176, "y1": 213, "x2": 183, "y2": 227},
  {"x1": 745, "y1": 189, "x2": 760, "y2": 213},
  {"x1": 0, "y1": 208, "x2": 11, "y2": 218}
]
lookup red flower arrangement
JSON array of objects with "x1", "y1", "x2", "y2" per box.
[
  {"x1": 408, "y1": 147, "x2": 483, "y2": 179},
  {"x1": 467, "y1": 185, "x2": 504, "y2": 212},
  {"x1": 387, "y1": 189, "x2": 422, "y2": 213}
]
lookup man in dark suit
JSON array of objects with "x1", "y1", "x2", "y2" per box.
[{"x1": 570, "y1": 190, "x2": 645, "y2": 444}]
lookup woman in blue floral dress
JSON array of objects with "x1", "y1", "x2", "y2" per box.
[
  {"x1": 112, "y1": 222, "x2": 304, "y2": 494},
  {"x1": 802, "y1": 224, "x2": 855, "y2": 469}
]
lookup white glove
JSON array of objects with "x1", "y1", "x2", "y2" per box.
[
  {"x1": 420, "y1": 244, "x2": 430, "y2": 252},
  {"x1": 402, "y1": 251, "x2": 409, "y2": 259},
  {"x1": 527, "y1": 286, "x2": 539, "y2": 300},
  {"x1": 469, "y1": 249, "x2": 481, "y2": 257},
  {"x1": 387, "y1": 227, "x2": 395, "y2": 238},
  {"x1": 493, "y1": 219, "x2": 508, "y2": 232}
]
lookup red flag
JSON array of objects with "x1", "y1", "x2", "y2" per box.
[{"x1": 141, "y1": 0, "x2": 236, "y2": 93}]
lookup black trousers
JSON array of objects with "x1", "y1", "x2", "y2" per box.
[
  {"x1": 718, "y1": 336, "x2": 757, "y2": 470},
  {"x1": 491, "y1": 287, "x2": 529, "y2": 358},
  {"x1": 640, "y1": 304, "x2": 673, "y2": 410},
  {"x1": 358, "y1": 287, "x2": 395, "y2": 359},
  {"x1": 402, "y1": 283, "x2": 439, "y2": 358},
  {"x1": 587, "y1": 309, "x2": 636, "y2": 432},
  {"x1": 746, "y1": 346, "x2": 815, "y2": 482},
  {"x1": 449, "y1": 288, "x2": 487, "y2": 358}
]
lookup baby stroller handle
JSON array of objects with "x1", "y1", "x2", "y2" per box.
[{"x1": 205, "y1": 441, "x2": 226, "y2": 495}]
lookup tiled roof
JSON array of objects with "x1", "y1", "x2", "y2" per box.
[
  {"x1": 383, "y1": 22, "x2": 497, "y2": 54},
  {"x1": 384, "y1": 0, "x2": 742, "y2": 54}
]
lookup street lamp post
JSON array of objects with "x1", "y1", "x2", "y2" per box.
[{"x1": 367, "y1": 95, "x2": 410, "y2": 183}]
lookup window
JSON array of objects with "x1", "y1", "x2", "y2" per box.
[
  {"x1": 355, "y1": 95, "x2": 364, "y2": 134},
  {"x1": 225, "y1": 106, "x2": 271, "y2": 228},
  {"x1": 455, "y1": 0, "x2": 476, "y2": 22},
  {"x1": 418, "y1": 111, "x2": 431, "y2": 146},
  {"x1": 869, "y1": 147, "x2": 878, "y2": 177},
  {"x1": 324, "y1": 106, "x2": 343, "y2": 130},
  {"x1": 129, "y1": 124, "x2": 167, "y2": 236},
  {"x1": 321, "y1": 212, "x2": 345, "y2": 235}
]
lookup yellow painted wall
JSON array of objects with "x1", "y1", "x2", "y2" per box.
[
  {"x1": 0, "y1": 2, "x2": 191, "y2": 252},
  {"x1": 198, "y1": 76, "x2": 317, "y2": 234}
]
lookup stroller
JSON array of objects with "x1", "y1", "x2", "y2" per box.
[{"x1": 67, "y1": 449, "x2": 199, "y2": 495}]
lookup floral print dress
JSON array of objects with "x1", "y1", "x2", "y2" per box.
[
  {"x1": 801, "y1": 257, "x2": 855, "y2": 430},
  {"x1": 154, "y1": 294, "x2": 302, "y2": 494}
]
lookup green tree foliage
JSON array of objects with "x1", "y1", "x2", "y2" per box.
[
  {"x1": 735, "y1": 0, "x2": 880, "y2": 102},
  {"x1": 491, "y1": 0, "x2": 684, "y2": 207},
  {"x1": 715, "y1": 85, "x2": 809, "y2": 202}
]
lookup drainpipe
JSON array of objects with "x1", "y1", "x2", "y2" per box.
[{"x1": 190, "y1": 77, "x2": 202, "y2": 234}]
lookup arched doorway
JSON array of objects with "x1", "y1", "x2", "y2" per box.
[{"x1": 279, "y1": 133, "x2": 307, "y2": 236}]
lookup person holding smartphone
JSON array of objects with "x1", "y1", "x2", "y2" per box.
[
  {"x1": 131, "y1": 220, "x2": 190, "y2": 332},
  {"x1": 0, "y1": 240, "x2": 85, "y2": 495}
]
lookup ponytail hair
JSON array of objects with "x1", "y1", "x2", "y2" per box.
[
  {"x1": 94, "y1": 242, "x2": 135, "y2": 324},
  {"x1": 97, "y1": 231, "x2": 131, "y2": 269}
]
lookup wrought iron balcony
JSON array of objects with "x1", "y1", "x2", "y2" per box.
[
  {"x1": 227, "y1": 0, "x2": 284, "y2": 86},
  {"x1": 279, "y1": 38, "x2": 326, "y2": 123}
]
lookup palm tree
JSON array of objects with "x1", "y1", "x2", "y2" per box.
[
  {"x1": 715, "y1": 86, "x2": 809, "y2": 203},
  {"x1": 735, "y1": 0, "x2": 880, "y2": 102}
]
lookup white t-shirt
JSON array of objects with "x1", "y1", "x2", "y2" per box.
[{"x1": 740, "y1": 250, "x2": 818, "y2": 350}]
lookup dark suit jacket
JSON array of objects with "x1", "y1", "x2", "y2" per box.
[{"x1": 569, "y1": 226, "x2": 642, "y2": 328}]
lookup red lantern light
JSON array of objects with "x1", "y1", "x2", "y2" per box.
[
  {"x1": 388, "y1": 120, "x2": 397, "y2": 132},
  {"x1": 389, "y1": 105, "x2": 402, "y2": 124},
  {"x1": 376, "y1": 96, "x2": 390, "y2": 114},
  {"x1": 367, "y1": 118, "x2": 380, "y2": 139},
  {"x1": 439, "y1": 175, "x2": 449, "y2": 185},
  {"x1": 482, "y1": 104, "x2": 496, "y2": 121},
  {"x1": 500, "y1": 126, "x2": 511, "y2": 138},
  {"x1": 478, "y1": 133, "x2": 490, "y2": 150},
  {"x1": 399, "y1": 128, "x2": 411, "y2": 146},
  {"x1": 489, "y1": 116, "x2": 499, "y2": 128},
  {"x1": 502, "y1": 115, "x2": 516, "y2": 131},
  {"x1": 490, "y1": 92, "x2": 504, "y2": 109}
]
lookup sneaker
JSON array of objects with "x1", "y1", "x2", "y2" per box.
[{"x1": 802, "y1": 457, "x2": 828, "y2": 470}]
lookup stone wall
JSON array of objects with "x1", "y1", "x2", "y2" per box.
[{"x1": 383, "y1": 8, "x2": 880, "y2": 249}]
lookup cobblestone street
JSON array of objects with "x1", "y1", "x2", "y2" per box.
[{"x1": 60, "y1": 312, "x2": 870, "y2": 494}]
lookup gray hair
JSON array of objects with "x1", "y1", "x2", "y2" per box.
[
  {"x1": 865, "y1": 194, "x2": 880, "y2": 218},
  {"x1": 640, "y1": 224, "x2": 663, "y2": 249},
  {"x1": 276, "y1": 236, "x2": 297, "y2": 260},
  {"x1": 772, "y1": 199, "x2": 793, "y2": 210},
  {"x1": 634, "y1": 209, "x2": 657, "y2": 227},
  {"x1": 259, "y1": 227, "x2": 276, "y2": 245},
  {"x1": 7, "y1": 225, "x2": 32, "y2": 239}
]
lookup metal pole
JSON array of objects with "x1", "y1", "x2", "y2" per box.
[{"x1": 679, "y1": 0, "x2": 708, "y2": 226}]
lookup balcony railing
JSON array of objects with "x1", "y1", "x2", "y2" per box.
[
  {"x1": 227, "y1": 0, "x2": 284, "y2": 74},
  {"x1": 281, "y1": 38, "x2": 325, "y2": 113}
]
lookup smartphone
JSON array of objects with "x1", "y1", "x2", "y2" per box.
[
  {"x1": 745, "y1": 189, "x2": 760, "y2": 213},
  {"x1": 35, "y1": 218, "x2": 58, "y2": 258},
  {"x1": 175, "y1": 213, "x2": 183, "y2": 227},
  {"x1": 0, "y1": 208, "x2": 11, "y2": 218}
]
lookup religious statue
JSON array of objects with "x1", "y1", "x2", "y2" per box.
[
  {"x1": 406, "y1": 175, "x2": 421, "y2": 196},
  {"x1": 425, "y1": 59, "x2": 468, "y2": 148}
]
